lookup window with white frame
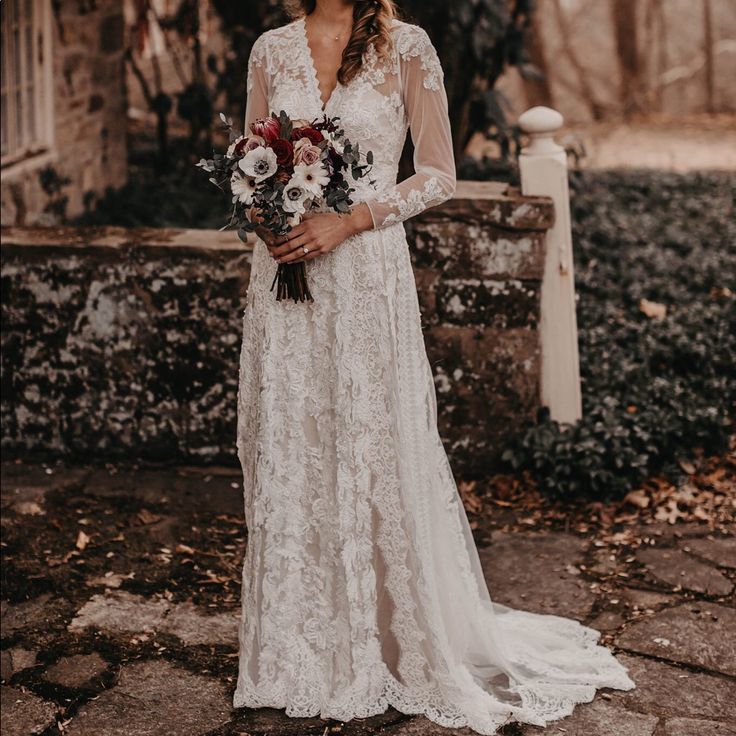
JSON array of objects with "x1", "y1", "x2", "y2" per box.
[{"x1": 1, "y1": 0, "x2": 54, "y2": 167}]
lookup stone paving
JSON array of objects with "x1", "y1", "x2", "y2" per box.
[{"x1": 1, "y1": 462, "x2": 734, "y2": 736}]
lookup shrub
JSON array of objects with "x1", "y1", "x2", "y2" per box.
[
  {"x1": 502, "y1": 170, "x2": 736, "y2": 499},
  {"x1": 75, "y1": 137, "x2": 226, "y2": 229}
]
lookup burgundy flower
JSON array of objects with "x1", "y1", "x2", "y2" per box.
[
  {"x1": 270, "y1": 138, "x2": 294, "y2": 168},
  {"x1": 250, "y1": 116, "x2": 281, "y2": 144},
  {"x1": 292, "y1": 126, "x2": 324, "y2": 146}
]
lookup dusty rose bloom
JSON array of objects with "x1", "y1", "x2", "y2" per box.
[
  {"x1": 243, "y1": 134, "x2": 265, "y2": 152},
  {"x1": 294, "y1": 138, "x2": 322, "y2": 166}
]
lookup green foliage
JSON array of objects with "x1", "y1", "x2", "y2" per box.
[
  {"x1": 38, "y1": 166, "x2": 71, "y2": 221},
  {"x1": 177, "y1": 82, "x2": 214, "y2": 139},
  {"x1": 74, "y1": 137, "x2": 227, "y2": 229},
  {"x1": 208, "y1": 0, "x2": 286, "y2": 122},
  {"x1": 501, "y1": 170, "x2": 736, "y2": 499}
]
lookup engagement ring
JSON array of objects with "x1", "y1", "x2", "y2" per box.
[{"x1": 303, "y1": 247, "x2": 309, "y2": 254}]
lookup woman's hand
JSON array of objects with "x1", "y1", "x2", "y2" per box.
[
  {"x1": 268, "y1": 204, "x2": 374, "y2": 264},
  {"x1": 254, "y1": 225, "x2": 286, "y2": 249}
]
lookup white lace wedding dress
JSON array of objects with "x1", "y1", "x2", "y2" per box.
[{"x1": 234, "y1": 17, "x2": 634, "y2": 735}]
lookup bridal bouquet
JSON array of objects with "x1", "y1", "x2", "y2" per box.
[{"x1": 197, "y1": 111, "x2": 373, "y2": 302}]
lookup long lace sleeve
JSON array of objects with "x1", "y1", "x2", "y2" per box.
[
  {"x1": 244, "y1": 35, "x2": 270, "y2": 130},
  {"x1": 364, "y1": 27, "x2": 457, "y2": 230}
]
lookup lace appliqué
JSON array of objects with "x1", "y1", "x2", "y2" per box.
[
  {"x1": 376, "y1": 176, "x2": 446, "y2": 227},
  {"x1": 246, "y1": 35, "x2": 268, "y2": 95},
  {"x1": 394, "y1": 25, "x2": 443, "y2": 91}
]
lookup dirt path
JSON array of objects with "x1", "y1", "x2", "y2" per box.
[
  {"x1": 468, "y1": 114, "x2": 736, "y2": 172},
  {"x1": 568, "y1": 115, "x2": 736, "y2": 171}
]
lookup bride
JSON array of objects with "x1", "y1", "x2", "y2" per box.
[{"x1": 233, "y1": 1, "x2": 634, "y2": 733}]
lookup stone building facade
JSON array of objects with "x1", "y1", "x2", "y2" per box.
[{"x1": 1, "y1": 0, "x2": 127, "y2": 226}]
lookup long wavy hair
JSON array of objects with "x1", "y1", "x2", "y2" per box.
[{"x1": 284, "y1": 0, "x2": 398, "y2": 84}]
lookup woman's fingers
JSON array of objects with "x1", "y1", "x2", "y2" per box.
[
  {"x1": 270, "y1": 232, "x2": 313, "y2": 257},
  {"x1": 259, "y1": 222, "x2": 312, "y2": 255},
  {"x1": 257, "y1": 231, "x2": 277, "y2": 247},
  {"x1": 289, "y1": 249, "x2": 321, "y2": 263},
  {"x1": 277, "y1": 241, "x2": 320, "y2": 264},
  {"x1": 256, "y1": 226, "x2": 290, "y2": 248},
  {"x1": 287, "y1": 222, "x2": 309, "y2": 238},
  {"x1": 264, "y1": 223, "x2": 306, "y2": 254},
  {"x1": 269, "y1": 241, "x2": 294, "y2": 258}
]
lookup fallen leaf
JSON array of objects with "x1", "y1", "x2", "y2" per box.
[
  {"x1": 86, "y1": 572, "x2": 133, "y2": 588},
  {"x1": 692, "y1": 506, "x2": 711, "y2": 521},
  {"x1": 48, "y1": 550, "x2": 78, "y2": 567},
  {"x1": 458, "y1": 480, "x2": 482, "y2": 514},
  {"x1": 137, "y1": 509, "x2": 162, "y2": 525},
  {"x1": 13, "y1": 501, "x2": 44, "y2": 516},
  {"x1": 640, "y1": 298, "x2": 667, "y2": 320},
  {"x1": 76, "y1": 530, "x2": 91, "y2": 550},
  {"x1": 623, "y1": 490, "x2": 650, "y2": 509},
  {"x1": 654, "y1": 499, "x2": 688, "y2": 525}
]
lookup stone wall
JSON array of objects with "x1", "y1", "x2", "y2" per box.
[
  {"x1": 0, "y1": 183, "x2": 553, "y2": 475},
  {"x1": 0, "y1": 0, "x2": 127, "y2": 226}
]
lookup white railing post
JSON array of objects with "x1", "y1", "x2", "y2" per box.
[{"x1": 518, "y1": 106, "x2": 582, "y2": 424}]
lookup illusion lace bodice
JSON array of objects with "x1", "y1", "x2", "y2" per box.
[
  {"x1": 245, "y1": 17, "x2": 456, "y2": 228},
  {"x1": 234, "y1": 17, "x2": 634, "y2": 736}
]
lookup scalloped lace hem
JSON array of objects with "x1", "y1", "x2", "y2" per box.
[{"x1": 232, "y1": 665, "x2": 635, "y2": 736}]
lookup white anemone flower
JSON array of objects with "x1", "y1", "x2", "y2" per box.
[
  {"x1": 282, "y1": 177, "x2": 309, "y2": 214},
  {"x1": 230, "y1": 172, "x2": 257, "y2": 205},
  {"x1": 286, "y1": 212, "x2": 302, "y2": 228},
  {"x1": 226, "y1": 135, "x2": 244, "y2": 158},
  {"x1": 292, "y1": 162, "x2": 329, "y2": 197},
  {"x1": 322, "y1": 129, "x2": 345, "y2": 156},
  {"x1": 239, "y1": 145, "x2": 278, "y2": 182}
]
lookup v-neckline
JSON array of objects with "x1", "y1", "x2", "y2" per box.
[{"x1": 299, "y1": 16, "x2": 341, "y2": 112}]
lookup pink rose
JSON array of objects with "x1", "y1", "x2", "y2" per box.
[
  {"x1": 293, "y1": 138, "x2": 322, "y2": 166},
  {"x1": 250, "y1": 116, "x2": 281, "y2": 143}
]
